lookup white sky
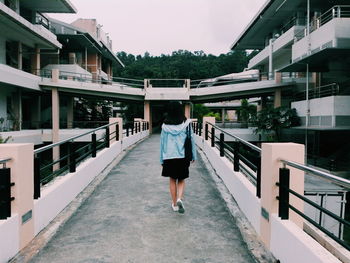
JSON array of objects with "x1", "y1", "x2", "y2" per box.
[{"x1": 50, "y1": 0, "x2": 266, "y2": 56}]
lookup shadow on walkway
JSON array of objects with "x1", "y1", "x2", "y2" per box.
[{"x1": 30, "y1": 135, "x2": 255, "y2": 263}]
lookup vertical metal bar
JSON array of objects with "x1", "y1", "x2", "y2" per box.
[
  {"x1": 116, "y1": 124, "x2": 119, "y2": 141},
  {"x1": 211, "y1": 127, "x2": 215, "y2": 147},
  {"x1": 131, "y1": 124, "x2": 134, "y2": 135},
  {"x1": 126, "y1": 127, "x2": 129, "y2": 137},
  {"x1": 199, "y1": 123, "x2": 202, "y2": 136},
  {"x1": 205, "y1": 123, "x2": 208, "y2": 140},
  {"x1": 34, "y1": 156, "x2": 41, "y2": 199},
  {"x1": 220, "y1": 133, "x2": 224, "y2": 157},
  {"x1": 279, "y1": 167, "x2": 290, "y2": 220},
  {"x1": 68, "y1": 142, "x2": 76, "y2": 173},
  {"x1": 0, "y1": 167, "x2": 11, "y2": 219},
  {"x1": 105, "y1": 127, "x2": 110, "y2": 148},
  {"x1": 319, "y1": 194, "x2": 324, "y2": 226},
  {"x1": 256, "y1": 155, "x2": 261, "y2": 198},
  {"x1": 91, "y1": 133, "x2": 97, "y2": 157},
  {"x1": 233, "y1": 141, "x2": 240, "y2": 172}
]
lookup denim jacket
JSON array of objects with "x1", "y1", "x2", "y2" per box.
[{"x1": 160, "y1": 119, "x2": 197, "y2": 164}]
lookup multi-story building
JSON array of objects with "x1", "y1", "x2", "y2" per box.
[
  {"x1": 0, "y1": 0, "x2": 125, "y2": 142},
  {"x1": 231, "y1": 0, "x2": 350, "y2": 171}
]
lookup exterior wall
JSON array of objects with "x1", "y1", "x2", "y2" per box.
[
  {"x1": 292, "y1": 96, "x2": 350, "y2": 127},
  {"x1": 71, "y1": 19, "x2": 98, "y2": 38}
]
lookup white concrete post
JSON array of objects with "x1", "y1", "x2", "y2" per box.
[
  {"x1": 269, "y1": 39, "x2": 274, "y2": 80},
  {"x1": 184, "y1": 103, "x2": 191, "y2": 119},
  {"x1": 109, "y1": 117, "x2": 123, "y2": 143},
  {"x1": 260, "y1": 143, "x2": 305, "y2": 248},
  {"x1": 51, "y1": 88, "x2": 60, "y2": 171},
  {"x1": 202, "y1": 117, "x2": 216, "y2": 139},
  {"x1": 0, "y1": 144, "x2": 34, "y2": 249},
  {"x1": 144, "y1": 101, "x2": 152, "y2": 133},
  {"x1": 274, "y1": 88, "x2": 282, "y2": 108},
  {"x1": 52, "y1": 69, "x2": 59, "y2": 82}
]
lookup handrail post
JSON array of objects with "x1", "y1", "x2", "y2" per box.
[
  {"x1": 211, "y1": 127, "x2": 215, "y2": 147},
  {"x1": 220, "y1": 133, "x2": 224, "y2": 157},
  {"x1": 116, "y1": 124, "x2": 119, "y2": 141},
  {"x1": 279, "y1": 167, "x2": 290, "y2": 220},
  {"x1": 256, "y1": 155, "x2": 261, "y2": 198},
  {"x1": 91, "y1": 133, "x2": 97, "y2": 157},
  {"x1": 233, "y1": 141, "x2": 240, "y2": 172},
  {"x1": 131, "y1": 124, "x2": 134, "y2": 135},
  {"x1": 126, "y1": 127, "x2": 129, "y2": 137},
  {"x1": 34, "y1": 155, "x2": 41, "y2": 199},
  {"x1": 68, "y1": 142, "x2": 76, "y2": 173},
  {"x1": 199, "y1": 123, "x2": 202, "y2": 136},
  {"x1": 205, "y1": 123, "x2": 208, "y2": 140},
  {"x1": 105, "y1": 127, "x2": 110, "y2": 148}
]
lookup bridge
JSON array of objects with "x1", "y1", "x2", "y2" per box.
[{"x1": 0, "y1": 116, "x2": 349, "y2": 263}]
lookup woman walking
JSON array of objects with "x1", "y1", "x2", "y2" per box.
[{"x1": 160, "y1": 101, "x2": 197, "y2": 214}]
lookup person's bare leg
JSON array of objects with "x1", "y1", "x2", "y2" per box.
[
  {"x1": 177, "y1": 179, "x2": 185, "y2": 200},
  {"x1": 169, "y1": 178, "x2": 177, "y2": 205}
]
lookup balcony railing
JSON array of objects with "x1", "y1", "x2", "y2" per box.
[{"x1": 294, "y1": 5, "x2": 350, "y2": 42}]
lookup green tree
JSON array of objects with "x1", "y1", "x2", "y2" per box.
[
  {"x1": 254, "y1": 107, "x2": 300, "y2": 141},
  {"x1": 236, "y1": 99, "x2": 257, "y2": 127},
  {"x1": 193, "y1": 104, "x2": 210, "y2": 120}
]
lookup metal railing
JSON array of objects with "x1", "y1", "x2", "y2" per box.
[
  {"x1": 294, "y1": 5, "x2": 350, "y2": 42},
  {"x1": 122, "y1": 121, "x2": 149, "y2": 137},
  {"x1": 33, "y1": 122, "x2": 121, "y2": 198},
  {"x1": 39, "y1": 69, "x2": 144, "y2": 88},
  {"x1": 277, "y1": 159, "x2": 350, "y2": 250},
  {"x1": 294, "y1": 83, "x2": 340, "y2": 101},
  {"x1": 193, "y1": 121, "x2": 262, "y2": 197},
  {"x1": 0, "y1": 158, "x2": 15, "y2": 220},
  {"x1": 190, "y1": 72, "x2": 268, "y2": 89},
  {"x1": 148, "y1": 79, "x2": 187, "y2": 88}
]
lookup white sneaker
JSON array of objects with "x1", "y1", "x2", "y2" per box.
[
  {"x1": 172, "y1": 203, "x2": 179, "y2": 212},
  {"x1": 177, "y1": 199, "x2": 185, "y2": 214}
]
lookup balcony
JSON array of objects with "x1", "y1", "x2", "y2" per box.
[
  {"x1": 248, "y1": 25, "x2": 305, "y2": 69},
  {"x1": 292, "y1": 6, "x2": 350, "y2": 64},
  {"x1": 0, "y1": 2, "x2": 61, "y2": 49}
]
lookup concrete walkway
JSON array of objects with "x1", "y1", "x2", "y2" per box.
[{"x1": 30, "y1": 135, "x2": 255, "y2": 263}]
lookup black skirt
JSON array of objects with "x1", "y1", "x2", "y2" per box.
[{"x1": 162, "y1": 158, "x2": 190, "y2": 180}]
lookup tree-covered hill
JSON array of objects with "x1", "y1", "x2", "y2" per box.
[{"x1": 113, "y1": 50, "x2": 252, "y2": 80}]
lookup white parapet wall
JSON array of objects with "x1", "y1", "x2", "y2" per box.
[
  {"x1": 195, "y1": 134, "x2": 342, "y2": 263},
  {"x1": 0, "y1": 130, "x2": 149, "y2": 263},
  {"x1": 0, "y1": 215, "x2": 19, "y2": 263}
]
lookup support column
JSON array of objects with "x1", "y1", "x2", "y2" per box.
[
  {"x1": 11, "y1": 90, "x2": 22, "y2": 131},
  {"x1": 52, "y1": 88, "x2": 60, "y2": 170},
  {"x1": 144, "y1": 101, "x2": 152, "y2": 133},
  {"x1": 18, "y1": 42, "x2": 22, "y2": 70},
  {"x1": 221, "y1": 108, "x2": 225, "y2": 124},
  {"x1": 184, "y1": 103, "x2": 191, "y2": 119},
  {"x1": 67, "y1": 97, "x2": 74, "y2": 129},
  {"x1": 31, "y1": 96, "x2": 41, "y2": 129},
  {"x1": 274, "y1": 88, "x2": 281, "y2": 108},
  {"x1": 0, "y1": 143, "x2": 35, "y2": 249},
  {"x1": 31, "y1": 46, "x2": 40, "y2": 75},
  {"x1": 260, "y1": 143, "x2": 305, "y2": 248},
  {"x1": 68, "y1": 52, "x2": 76, "y2": 64},
  {"x1": 268, "y1": 39, "x2": 273, "y2": 80},
  {"x1": 202, "y1": 117, "x2": 216, "y2": 139}
]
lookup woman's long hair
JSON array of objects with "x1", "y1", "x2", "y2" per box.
[{"x1": 163, "y1": 101, "x2": 187, "y2": 125}]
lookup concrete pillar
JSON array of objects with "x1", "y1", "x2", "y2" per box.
[
  {"x1": 18, "y1": 42, "x2": 22, "y2": 70},
  {"x1": 275, "y1": 72, "x2": 282, "y2": 84},
  {"x1": 184, "y1": 103, "x2": 191, "y2": 119},
  {"x1": 67, "y1": 97, "x2": 74, "y2": 129},
  {"x1": 52, "y1": 88, "x2": 60, "y2": 170},
  {"x1": 274, "y1": 88, "x2": 282, "y2": 108},
  {"x1": 31, "y1": 96, "x2": 41, "y2": 129},
  {"x1": 144, "y1": 101, "x2": 152, "y2": 133},
  {"x1": 109, "y1": 117, "x2": 123, "y2": 142},
  {"x1": 268, "y1": 39, "x2": 273, "y2": 80},
  {"x1": 68, "y1": 52, "x2": 76, "y2": 64},
  {"x1": 12, "y1": 90, "x2": 22, "y2": 131},
  {"x1": 31, "y1": 46, "x2": 40, "y2": 75},
  {"x1": 52, "y1": 69, "x2": 59, "y2": 82},
  {"x1": 85, "y1": 48, "x2": 88, "y2": 70},
  {"x1": 202, "y1": 116, "x2": 216, "y2": 138},
  {"x1": 260, "y1": 143, "x2": 305, "y2": 248},
  {"x1": 221, "y1": 108, "x2": 225, "y2": 124},
  {"x1": 0, "y1": 143, "x2": 34, "y2": 249}
]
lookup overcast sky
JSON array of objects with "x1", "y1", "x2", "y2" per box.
[{"x1": 50, "y1": 0, "x2": 266, "y2": 56}]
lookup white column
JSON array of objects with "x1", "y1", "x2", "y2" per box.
[
  {"x1": 269, "y1": 39, "x2": 274, "y2": 80},
  {"x1": 52, "y1": 88, "x2": 60, "y2": 170},
  {"x1": 0, "y1": 143, "x2": 34, "y2": 249},
  {"x1": 260, "y1": 143, "x2": 305, "y2": 248}
]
